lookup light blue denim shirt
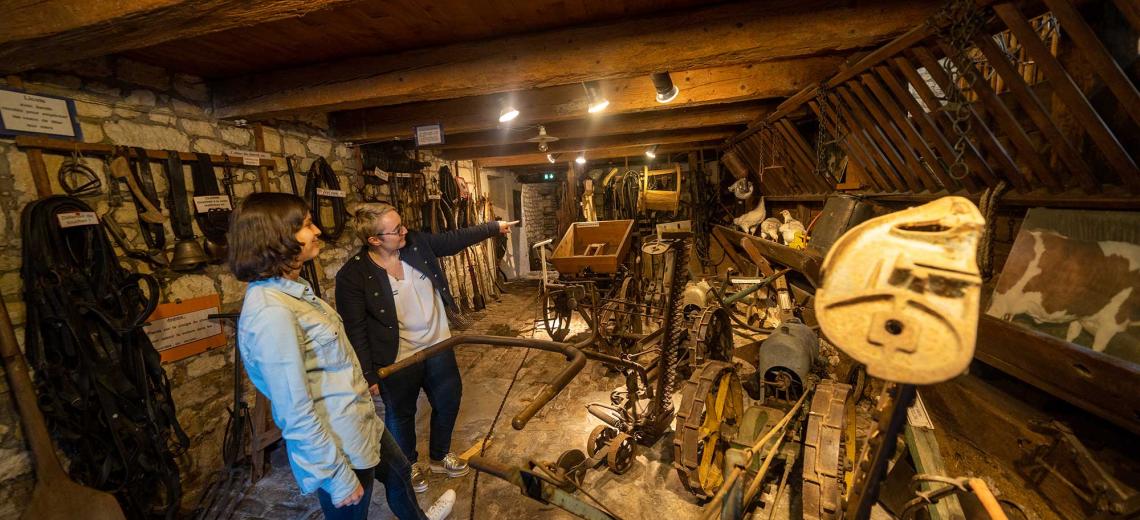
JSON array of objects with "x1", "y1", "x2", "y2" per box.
[{"x1": 237, "y1": 276, "x2": 381, "y2": 504}]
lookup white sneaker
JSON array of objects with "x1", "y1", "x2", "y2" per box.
[{"x1": 425, "y1": 489, "x2": 456, "y2": 520}]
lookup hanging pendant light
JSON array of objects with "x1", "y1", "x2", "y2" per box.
[
  {"x1": 547, "y1": 153, "x2": 559, "y2": 163},
  {"x1": 645, "y1": 145, "x2": 658, "y2": 159},
  {"x1": 575, "y1": 153, "x2": 587, "y2": 165}
]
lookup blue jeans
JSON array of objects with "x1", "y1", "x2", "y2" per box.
[
  {"x1": 379, "y1": 349, "x2": 462, "y2": 463},
  {"x1": 316, "y1": 466, "x2": 374, "y2": 520},
  {"x1": 376, "y1": 427, "x2": 428, "y2": 520}
]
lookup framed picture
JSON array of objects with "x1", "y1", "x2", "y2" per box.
[{"x1": 986, "y1": 208, "x2": 1140, "y2": 364}]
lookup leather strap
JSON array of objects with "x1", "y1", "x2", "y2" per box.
[
  {"x1": 127, "y1": 147, "x2": 166, "y2": 250},
  {"x1": 163, "y1": 152, "x2": 194, "y2": 239},
  {"x1": 304, "y1": 157, "x2": 346, "y2": 242},
  {"x1": 190, "y1": 153, "x2": 231, "y2": 245},
  {"x1": 21, "y1": 195, "x2": 188, "y2": 518}
]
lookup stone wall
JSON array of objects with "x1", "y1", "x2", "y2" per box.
[
  {"x1": 0, "y1": 57, "x2": 365, "y2": 518},
  {"x1": 521, "y1": 182, "x2": 562, "y2": 271}
]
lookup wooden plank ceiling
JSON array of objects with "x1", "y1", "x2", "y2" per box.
[{"x1": 0, "y1": 0, "x2": 943, "y2": 168}]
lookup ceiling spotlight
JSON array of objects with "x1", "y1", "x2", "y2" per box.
[
  {"x1": 583, "y1": 81, "x2": 609, "y2": 113},
  {"x1": 651, "y1": 72, "x2": 680, "y2": 104},
  {"x1": 547, "y1": 153, "x2": 559, "y2": 163},
  {"x1": 645, "y1": 145, "x2": 658, "y2": 159},
  {"x1": 498, "y1": 98, "x2": 519, "y2": 123},
  {"x1": 575, "y1": 154, "x2": 587, "y2": 165}
]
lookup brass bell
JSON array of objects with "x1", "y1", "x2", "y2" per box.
[{"x1": 170, "y1": 237, "x2": 209, "y2": 271}]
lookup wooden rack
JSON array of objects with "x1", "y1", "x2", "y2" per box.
[
  {"x1": 13, "y1": 135, "x2": 278, "y2": 196},
  {"x1": 722, "y1": 0, "x2": 1140, "y2": 198}
]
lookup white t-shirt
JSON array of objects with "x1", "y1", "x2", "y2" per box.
[{"x1": 389, "y1": 261, "x2": 451, "y2": 362}]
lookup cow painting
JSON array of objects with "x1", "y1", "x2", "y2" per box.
[{"x1": 987, "y1": 230, "x2": 1140, "y2": 352}]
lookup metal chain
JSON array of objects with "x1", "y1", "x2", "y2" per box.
[
  {"x1": 929, "y1": 0, "x2": 988, "y2": 181},
  {"x1": 813, "y1": 85, "x2": 833, "y2": 183}
]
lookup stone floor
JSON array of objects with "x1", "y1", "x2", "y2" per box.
[
  {"x1": 226, "y1": 280, "x2": 906, "y2": 520},
  {"x1": 231, "y1": 281, "x2": 715, "y2": 520}
]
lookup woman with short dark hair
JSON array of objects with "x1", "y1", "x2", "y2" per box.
[{"x1": 229, "y1": 192, "x2": 453, "y2": 520}]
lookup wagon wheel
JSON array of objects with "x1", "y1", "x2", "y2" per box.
[
  {"x1": 554, "y1": 449, "x2": 588, "y2": 490},
  {"x1": 587, "y1": 425, "x2": 617, "y2": 458},
  {"x1": 673, "y1": 361, "x2": 745, "y2": 499},
  {"x1": 690, "y1": 306, "x2": 735, "y2": 365},
  {"x1": 542, "y1": 288, "x2": 572, "y2": 341},
  {"x1": 802, "y1": 380, "x2": 852, "y2": 520},
  {"x1": 605, "y1": 432, "x2": 637, "y2": 475}
]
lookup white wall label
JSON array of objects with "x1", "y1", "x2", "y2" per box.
[
  {"x1": 907, "y1": 391, "x2": 934, "y2": 430},
  {"x1": 224, "y1": 149, "x2": 270, "y2": 165},
  {"x1": 0, "y1": 89, "x2": 78, "y2": 137},
  {"x1": 193, "y1": 195, "x2": 233, "y2": 213},
  {"x1": 144, "y1": 306, "x2": 222, "y2": 352},
  {"x1": 414, "y1": 123, "x2": 444, "y2": 146},
  {"x1": 56, "y1": 211, "x2": 99, "y2": 228},
  {"x1": 316, "y1": 188, "x2": 346, "y2": 198}
]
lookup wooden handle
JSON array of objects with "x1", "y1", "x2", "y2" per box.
[
  {"x1": 0, "y1": 299, "x2": 67, "y2": 481},
  {"x1": 967, "y1": 478, "x2": 1009, "y2": 520},
  {"x1": 110, "y1": 156, "x2": 165, "y2": 224}
]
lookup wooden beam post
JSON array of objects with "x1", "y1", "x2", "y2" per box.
[
  {"x1": 0, "y1": 0, "x2": 356, "y2": 74},
  {"x1": 213, "y1": 1, "x2": 940, "y2": 118}
]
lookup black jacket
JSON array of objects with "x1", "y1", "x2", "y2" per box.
[{"x1": 335, "y1": 222, "x2": 500, "y2": 386}]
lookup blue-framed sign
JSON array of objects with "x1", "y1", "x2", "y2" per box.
[
  {"x1": 413, "y1": 123, "x2": 444, "y2": 147},
  {"x1": 0, "y1": 88, "x2": 83, "y2": 140}
]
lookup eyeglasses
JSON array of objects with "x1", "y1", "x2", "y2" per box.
[{"x1": 374, "y1": 224, "x2": 407, "y2": 237}]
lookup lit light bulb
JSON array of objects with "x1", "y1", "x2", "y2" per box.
[
  {"x1": 499, "y1": 106, "x2": 519, "y2": 123},
  {"x1": 575, "y1": 154, "x2": 586, "y2": 165}
]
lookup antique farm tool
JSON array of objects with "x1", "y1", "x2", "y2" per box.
[
  {"x1": 109, "y1": 152, "x2": 163, "y2": 224},
  {"x1": 814, "y1": 196, "x2": 984, "y2": 384}
]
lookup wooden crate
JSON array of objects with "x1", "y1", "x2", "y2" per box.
[{"x1": 550, "y1": 219, "x2": 634, "y2": 274}]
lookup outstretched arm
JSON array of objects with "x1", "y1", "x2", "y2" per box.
[{"x1": 424, "y1": 220, "x2": 516, "y2": 257}]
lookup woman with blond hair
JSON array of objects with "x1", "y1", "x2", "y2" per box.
[{"x1": 336, "y1": 203, "x2": 514, "y2": 494}]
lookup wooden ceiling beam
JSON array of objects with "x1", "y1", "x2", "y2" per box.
[
  {"x1": 423, "y1": 101, "x2": 774, "y2": 150},
  {"x1": 441, "y1": 127, "x2": 737, "y2": 160},
  {"x1": 480, "y1": 141, "x2": 723, "y2": 168},
  {"x1": 330, "y1": 62, "x2": 818, "y2": 141},
  {"x1": 0, "y1": 0, "x2": 354, "y2": 74},
  {"x1": 214, "y1": 0, "x2": 940, "y2": 119}
]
